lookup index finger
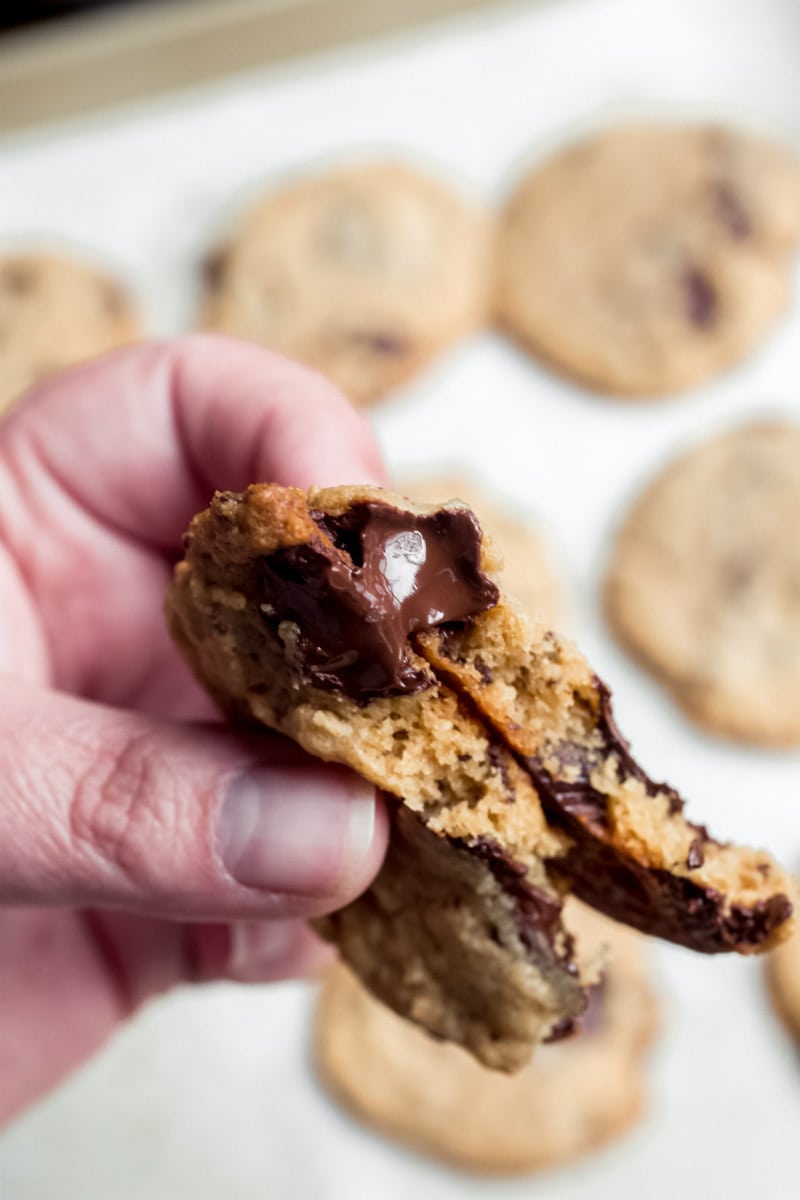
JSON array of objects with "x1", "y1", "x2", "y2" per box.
[{"x1": 0, "y1": 333, "x2": 387, "y2": 553}]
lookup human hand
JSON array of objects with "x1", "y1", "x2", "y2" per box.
[{"x1": 0, "y1": 334, "x2": 389, "y2": 1125}]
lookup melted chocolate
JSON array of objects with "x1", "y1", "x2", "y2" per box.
[
  {"x1": 259, "y1": 502, "x2": 499, "y2": 699},
  {"x1": 461, "y1": 835, "x2": 570, "y2": 962},
  {"x1": 456, "y1": 834, "x2": 587, "y2": 1041},
  {"x1": 519, "y1": 680, "x2": 788, "y2": 952},
  {"x1": 524, "y1": 678, "x2": 680, "y2": 832},
  {"x1": 555, "y1": 827, "x2": 792, "y2": 953},
  {"x1": 596, "y1": 680, "x2": 682, "y2": 814}
]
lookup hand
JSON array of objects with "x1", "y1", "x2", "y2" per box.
[{"x1": 0, "y1": 334, "x2": 389, "y2": 1126}]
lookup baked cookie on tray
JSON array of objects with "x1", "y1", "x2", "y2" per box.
[
  {"x1": 496, "y1": 124, "x2": 800, "y2": 397},
  {"x1": 200, "y1": 162, "x2": 491, "y2": 406},
  {"x1": 315, "y1": 901, "x2": 657, "y2": 1175},
  {"x1": 166, "y1": 483, "x2": 794, "y2": 1071},
  {"x1": 399, "y1": 473, "x2": 562, "y2": 627},
  {"x1": 0, "y1": 251, "x2": 140, "y2": 415},
  {"x1": 767, "y1": 902, "x2": 800, "y2": 1044},
  {"x1": 605, "y1": 421, "x2": 800, "y2": 746}
]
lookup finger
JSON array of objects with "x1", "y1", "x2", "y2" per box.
[
  {"x1": 1, "y1": 680, "x2": 387, "y2": 921},
  {"x1": 82, "y1": 913, "x2": 332, "y2": 1012},
  {"x1": 0, "y1": 335, "x2": 389, "y2": 709},
  {"x1": 0, "y1": 334, "x2": 388, "y2": 556}
]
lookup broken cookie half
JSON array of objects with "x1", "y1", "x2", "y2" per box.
[{"x1": 166, "y1": 483, "x2": 794, "y2": 1071}]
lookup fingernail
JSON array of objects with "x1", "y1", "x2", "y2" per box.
[{"x1": 217, "y1": 766, "x2": 376, "y2": 896}]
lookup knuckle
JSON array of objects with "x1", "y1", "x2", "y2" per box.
[{"x1": 69, "y1": 729, "x2": 179, "y2": 893}]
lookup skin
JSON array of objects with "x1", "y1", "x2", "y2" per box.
[{"x1": 0, "y1": 334, "x2": 390, "y2": 1127}]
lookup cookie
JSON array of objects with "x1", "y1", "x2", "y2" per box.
[
  {"x1": 496, "y1": 124, "x2": 800, "y2": 397},
  {"x1": 166, "y1": 484, "x2": 794, "y2": 1070},
  {"x1": 200, "y1": 163, "x2": 491, "y2": 406},
  {"x1": 767, "y1": 898, "x2": 800, "y2": 1042},
  {"x1": 0, "y1": 252, "x2": 140, "y2": 415},
  {"x1": 315, "y1": 901, "x2": 658, "y2": 1175},
  {"x1": 605, "y1": 421, "x2": 800, "y2": 746},
  {"x1": 399, "y1": 474, "x2": 561, "y2": 626}
]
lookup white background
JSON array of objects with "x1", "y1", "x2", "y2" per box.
[{"x1": 1, "y1": 0, "x2": 800, "y2": 1195}]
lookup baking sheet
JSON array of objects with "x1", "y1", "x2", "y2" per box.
[{"x1": 1, "y1": 0, "x2": 800, "y2": 1196}]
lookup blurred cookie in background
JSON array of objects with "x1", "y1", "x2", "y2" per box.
[
  {"x1": 399, "y1": 473, "x2": 562, "y2": 626},
  {"x1": 496, "y1": 124, "x2": 800, "y2": 397},
  {"x1": 0, "y1": 251, "x2": 140, "y2": 415},
  {"x1": 200, "y1": 162, "x2": 492, "y2": 407},
  {"x1": 314, "y1": 901, "x2": 658, "y2": 1175},
  {"x1": 767, "y1": 900, "x2": 800, "y2": 1044},
  {"x1": 605, "y1": 421, "x2": 800, "y2": 746}
]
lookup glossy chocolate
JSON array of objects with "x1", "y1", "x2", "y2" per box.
[{"x1": 259, "y1": 501, "x2": 499, "y2": 699}]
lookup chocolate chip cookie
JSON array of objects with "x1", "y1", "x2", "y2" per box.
[
  {"x1": 605, "y1": 421, "x2": 800, "y2": 746},
  {"x1": 767, "y1": 899, "x2": 800, "y2": 1044},
  {"x1": 399, "y1": 474, "x2": 562, "y2": 626},
  {"x1": 0, "y1": 251, "x2": 140, "y2": 415},
  {"x1": 200, "y1": 163, "x2": 492, "y2": 406},
  {"x1": 166, "y1": 484, "x2": 794, "y2": 1070},
  {"x1": 315, "y1": 901, "x2": 658, "y2": 1174},
  {"x1": 496, "y1": 124, "x2": 800, "y2": 397}
]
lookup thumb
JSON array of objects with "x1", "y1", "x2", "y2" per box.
[{"x1": 1, "y1": 680, "x2": 386, "y2": 919}]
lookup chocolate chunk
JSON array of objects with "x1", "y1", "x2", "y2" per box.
[
  {"x1": 100, "y1": 281, "x2": 128, "y2": 318},
  {"x1": 203, "y1": 248, "x2": 229, "y2": 290},
  {"x1": 525, "y1": 679, "x2": 681, "y2": 831},
  {"x1": 456, "y1": 834, "x2": 577, "y2": 975},
  {"x1": 684, "y1": 268, "x2": 717, "y2": 329},
  {"x1": 595, "y1": 679, "x2": 682, "y2": 813},
  {"x1": 713, "y1": 181, "x2": 751, "y2": 239},
  {"x1": 258, "y1": 501, "x2": 499, "y2": 699},
  {"x1": 0, "y1": 263, "x2": 35, "y2": 295},
  {"x1": 721, "y1": 554, "x2": 757, "y2": 592},
  {"x1": 517, "y1": 678, "x2": 789, "y2": 953},
  {"x1": 473, "y1": 655, "x2": 494, "y2": 684},
  {"x1": 549, "y1": 809, "x2": 790, "y2": 953},
  {"x1": 350, "y1": 330, "x2": 409, "y2": 356},
  {"x1": 487, "y1": 743, "x2": 516, "y2": 802}
]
